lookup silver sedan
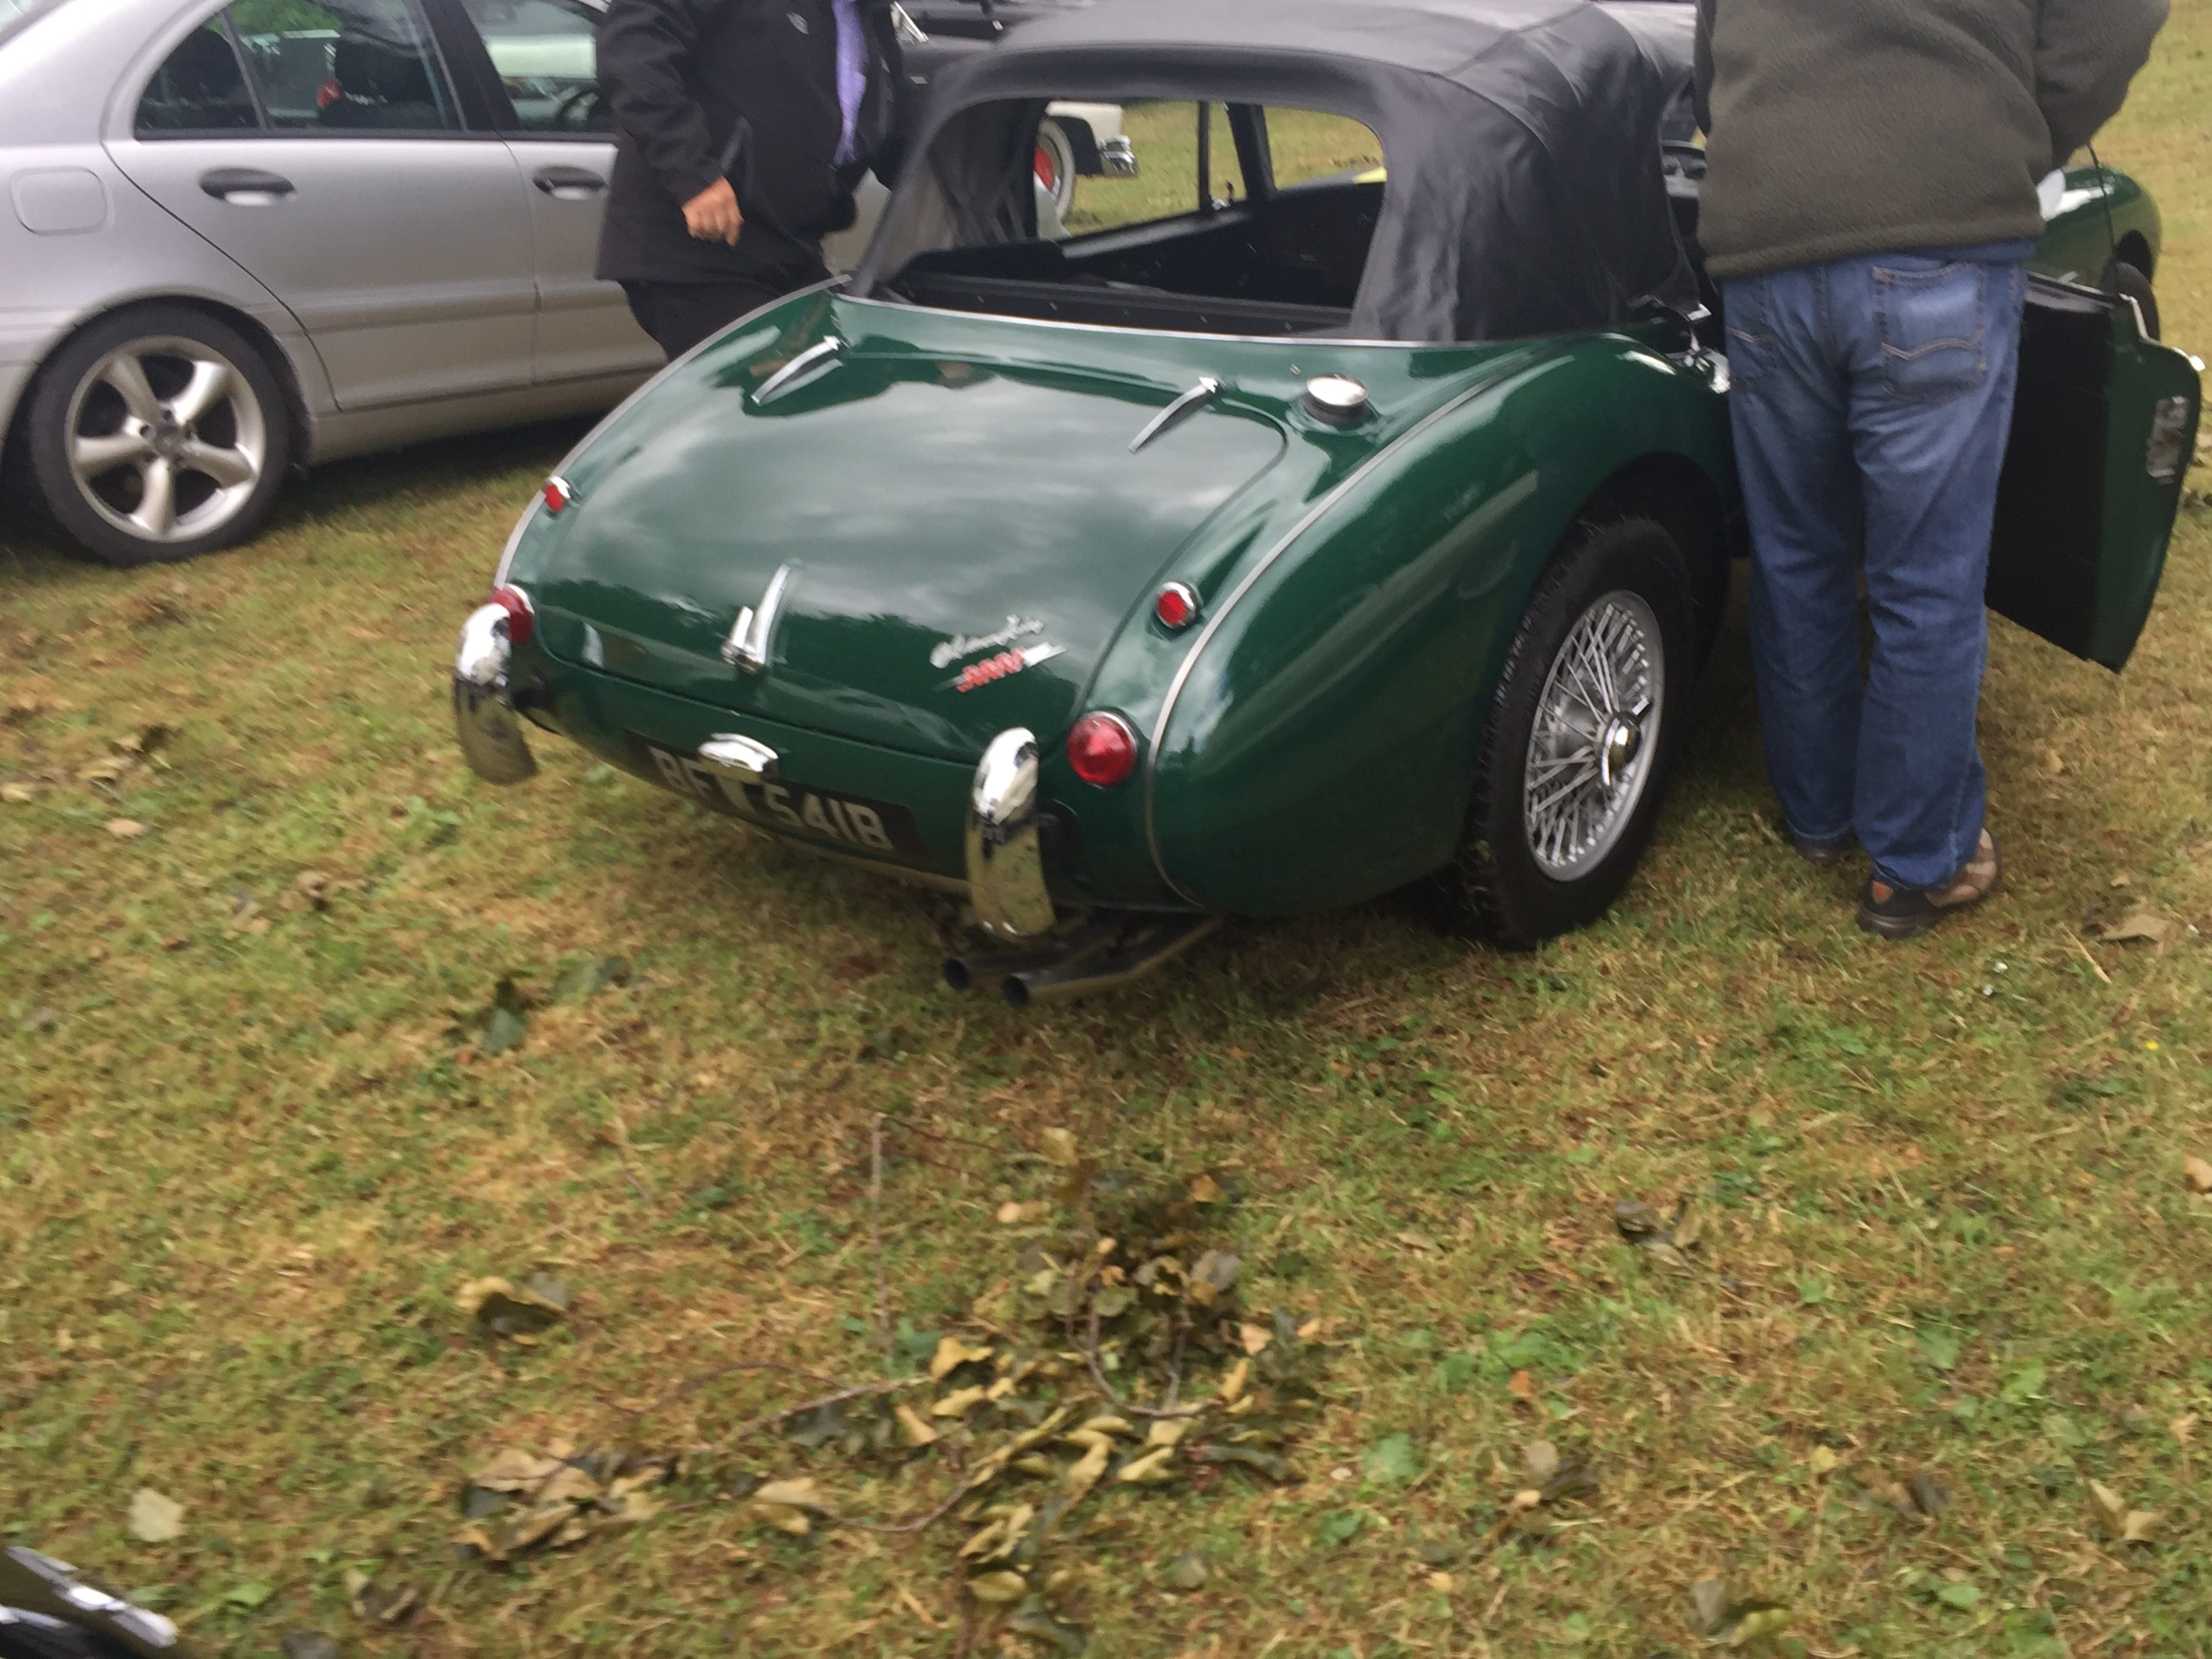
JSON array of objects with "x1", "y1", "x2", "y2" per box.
[{"x1": 0, "y1": 0, "x2": 665, "y2": 565}]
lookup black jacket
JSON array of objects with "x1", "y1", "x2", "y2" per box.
[{"x1": 596, "y1": 0, "x2": 903, "y2": 286}]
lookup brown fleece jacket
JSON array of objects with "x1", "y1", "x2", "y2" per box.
[{"x1": 1692, "y1": 0, "x2": 2169, "y2": 279}]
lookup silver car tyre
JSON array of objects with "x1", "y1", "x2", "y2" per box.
[{"x1": 24, "y1": 304, "x2": 291, "y2": 567}]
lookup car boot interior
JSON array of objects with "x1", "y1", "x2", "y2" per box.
[{"x1": 892, "y1": 176, "x2": 1385, "y2": 337}]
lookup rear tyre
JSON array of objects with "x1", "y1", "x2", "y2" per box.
[
  {"x1": 24, "y1": 305, "x2": 291, "y2": 567},
  {"x1": 1427, "y1": 516, "x2": 1697, "y2": 945},
  {"x1": 2101, "y1": 260, "x2": 2160, "y2": 340}
]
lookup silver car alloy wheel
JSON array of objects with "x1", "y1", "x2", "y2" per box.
[
  {"x1": 1522, "y1": 588, "x2": 1665, "y2": 881},
  {"x1": 62, "y1": 335, "x2": 268, "y2": 546}
]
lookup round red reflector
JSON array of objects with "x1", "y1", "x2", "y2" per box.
[
  {"x1": 1033, "y1": 143, "x2": 1058, "y2": 192},
  {"x1": 542, "y1": 476, "x2": 572, "y2": 514},
  {"x1": 489, "y1": 583, "x2": 535, "y2": 646},
  {"x1": 1154, "y1": 581, "x2": 1198, "y2": 630},
  {"x1": 1067, "y1": 712, "x2": 1137, "y2": 787}
]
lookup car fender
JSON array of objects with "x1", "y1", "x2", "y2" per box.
[{"x1": 1143, "y1": 333, "x2": 1734, "y2": 917}]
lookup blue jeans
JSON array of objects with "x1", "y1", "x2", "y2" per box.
[{"x1": 1723, "y1": 249, "x2": 2029, "y2": 892}]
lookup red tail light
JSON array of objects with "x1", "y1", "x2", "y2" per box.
[
  {"x1": 1067, "y1": 711, "x2": 1137, "y2": 786},
  {"x1": 1153, "y1": 581, "x2": 1199, "y2": 630},
  {"x1": 542, "y1": 476, "x2": 574, "y2": 514},
  {"x1": 489, "y1": 583, "x2": 535, "y2": 645},
  {"x1": 1033, "y1": 144, "x2": 1059, "y2": 192}
]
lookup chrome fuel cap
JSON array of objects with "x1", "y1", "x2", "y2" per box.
[{"x1": 1303, "y1": 374, "x2": 1371, "y2": 426}]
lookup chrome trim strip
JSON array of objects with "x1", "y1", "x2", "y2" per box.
[
  {"x1": 491, "y1": 279, "x2": 842, "y2": 587},
  {"x1": 966, "y1": 728, "x2": 1058, "y2": 940},
  {"x1": 837, "y1": 292, "x2": 1422, "y2": 351},
  {"x1": 1139, "y1": 349, "x2": 1561, "y2": 901},
  {"x1": 754, "y1": 337, "x2": 844, "y2": 405},
  {"x1": 722, "y1": 561, "x2": 795, "y2": 672},
  {"x1": 1128, "y1": 375, "x2": 1223, "y2": 453}
]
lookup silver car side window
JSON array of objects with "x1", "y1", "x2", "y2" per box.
[
  {"x1": 135, "y1": 16, "x2": 263, "y2": 134},
  {"x1": 228, "y1": 0, "x2": 459, "y2": 132},
  {"x1": 456, "y1": 0, "x2": 610, "y2": 134}
]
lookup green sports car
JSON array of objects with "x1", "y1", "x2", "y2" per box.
[{"x1": 453, "y1": 0, "x2": 2201, "y2": 1004}]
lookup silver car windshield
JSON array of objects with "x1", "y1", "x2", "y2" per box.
[{"x1": 0, "y1": 0, "x2": 66, "y2": 47}]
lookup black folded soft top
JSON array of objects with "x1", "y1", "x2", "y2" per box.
[{"x1": 853, "y1": 0, "x2": 1699, "y2": 342}]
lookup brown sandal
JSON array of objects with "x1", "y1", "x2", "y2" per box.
[{"x1": 1856, "y1": 830, "x2": 2001, "y2": 939}]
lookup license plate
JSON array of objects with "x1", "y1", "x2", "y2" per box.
[{"x1": 633, "y1": 737, "x2": 926, "y2": 858}]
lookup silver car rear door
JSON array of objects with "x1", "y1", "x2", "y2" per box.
[
  {"x1": 436, "y1": 0, "x2": 657, "y2": 384},
  {"x1": 107, "y1": 0, "x2": 535, "y2": 411}
]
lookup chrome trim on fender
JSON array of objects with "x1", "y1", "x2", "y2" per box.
[
  {"x1": 1128, "y1": 375, "x2": 1223, "y2": 452},
  {"x1": 722, "y1": 561, "x2": 795, "y2": 672},
  {"x1": 966, "y1": 728, "x2": 1057, "y2": 940},
  {"x1": 754, "y1": 336, "x2": 844, "y2": 405},
  {"x1": 1139, "y1": 344, "x2": 1565, "y2": 901},
  {"x1": 452, "y1": 601, "x2": 537, "y2": 784},
  {"x1": 699, "y1": 732, "x2": 779, "y2": 781}
]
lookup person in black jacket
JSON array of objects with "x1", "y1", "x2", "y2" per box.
[{"x1": 596, "y1": 0, "x2": 903, "y2": 358}]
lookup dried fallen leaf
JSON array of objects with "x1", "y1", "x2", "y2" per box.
[
  {"x1": 1237, "y1": 1321, "x2": 1273, "y2": 1356},
  {"x1": 2087, "y1": 1478, "x2": 2129, "y2": 1534},
  {"x1": 1187, "y1": 1173, "x2": 1223, "y2": 1204},
  {"x1": 1808, "y1": 1444, "x2": 1841, "y2": 1477},
  {"x1": 1612, "y1": 1198, "x2": 1664, "y2": 1241},
  {"x1": 1218, "y1": 1358, "x2": 1250, "y2": 1405},
  {"x1": 752, "y1": 1477, "x2": 824, "y2": 1536},
  {"x1": 2098, "y1": 913, "x2": 2175, "y2": 946},
  {"x1": 1113, "y1": 1446, "x2": 1176, "y2": 1485},
  {"x1": 468, "y1": 1448, "x2": 560, "y2": 1492},
  {"x1": 1038, "y1": 1128, "x2": 1080, "y2": 1166},
  {"x1": 293, "y1": 870, "x2": 333, "y2": 910},
  {"x1": 1507, "y1": 1369, "x2": 1536, "y2": 1401},
  {"x1": 1427, "y1": 1570, "x2": 1454, "y2": 1594},
  {"x1": 2170, "y1": 1412, "x2": 2198, "y2": 1446},
  {"x1": 1166, "y1": 1551, "x2": 1208, "y2": 1591},
  {"x1": 128, "y1": 1488, "x2": 184, "y2": 1543},
  {"x1": 1687, "y1": 1578, "x2": 1731, "y2": 1637},
  {"x1": 2121, "y1": 1508, "x2": 2161, "y2": 1544},
  {"x1": 995, "y1": 1200, "x2": 1046, "y2": 1225},
  {"x1": 966, "y1": 1570, "x2": 1029, "y2": 1605},
  {"x1": 930, "y1": 1385, "x2": 989, "y2": 1417},
  {"x1": 104, "y1": 818, "x2": 147, "y2": 840},
  {"x1": 929, "y1": 1335, "x2": 993, "y2": 1378},
  {"x1": 344, "y1": 1570, "x2": 419, "y2": 1626},
  {"x1": 1063, "y1": 1436, "x2": 1110, "y2": 1504},
  {"x1": 1394, "y1": 1230, "x2": 1439, "y2": 1252},
  {"x1": 1520, "y1": 1439, "x2": 1561, "y2": 1488},
  {"x1": 895, "y1": 1403, "x2": 940, "y2": 1447},
  {"x1": 2184, "y1": 1158, "x2": 2212, "y2": 1195},
  {"x1": 0, "y1": 782, "x2": 35, "y2": 804}
]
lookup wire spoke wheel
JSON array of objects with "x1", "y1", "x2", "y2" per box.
[
  {"x1": 64, "y1": 335, "x2": 268, "y2": 546},
  {"x1": 1522, "y1": 589, "x2": 1664, "y2": 881}
]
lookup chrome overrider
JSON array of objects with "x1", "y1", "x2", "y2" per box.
[
  {"x1": 452, "y1": 596, "x2": 538, "y2": 785},
  {"x1": 965, "y1": 727, "x2": 1057, "y2": 940}
]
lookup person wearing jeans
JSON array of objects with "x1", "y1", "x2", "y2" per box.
[{"x1": 1693, "y1": 0, "x2": 2166, "y2": 937}]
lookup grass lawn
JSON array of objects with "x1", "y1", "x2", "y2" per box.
[{"x1": 5, "y1": 18, "x2": 2212, "y2": 1658}]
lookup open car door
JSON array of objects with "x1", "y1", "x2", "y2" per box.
[{"x1": 1988, "y1": 279, "x2": 2203, "y2": 671}]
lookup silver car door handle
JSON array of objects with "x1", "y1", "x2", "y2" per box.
[
  {"x1": 533, "y1": 166, "x2": 607, "y2": 199},
  {"x1": 199, "y1": 167, "x2": 295, "y2": 203}
]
